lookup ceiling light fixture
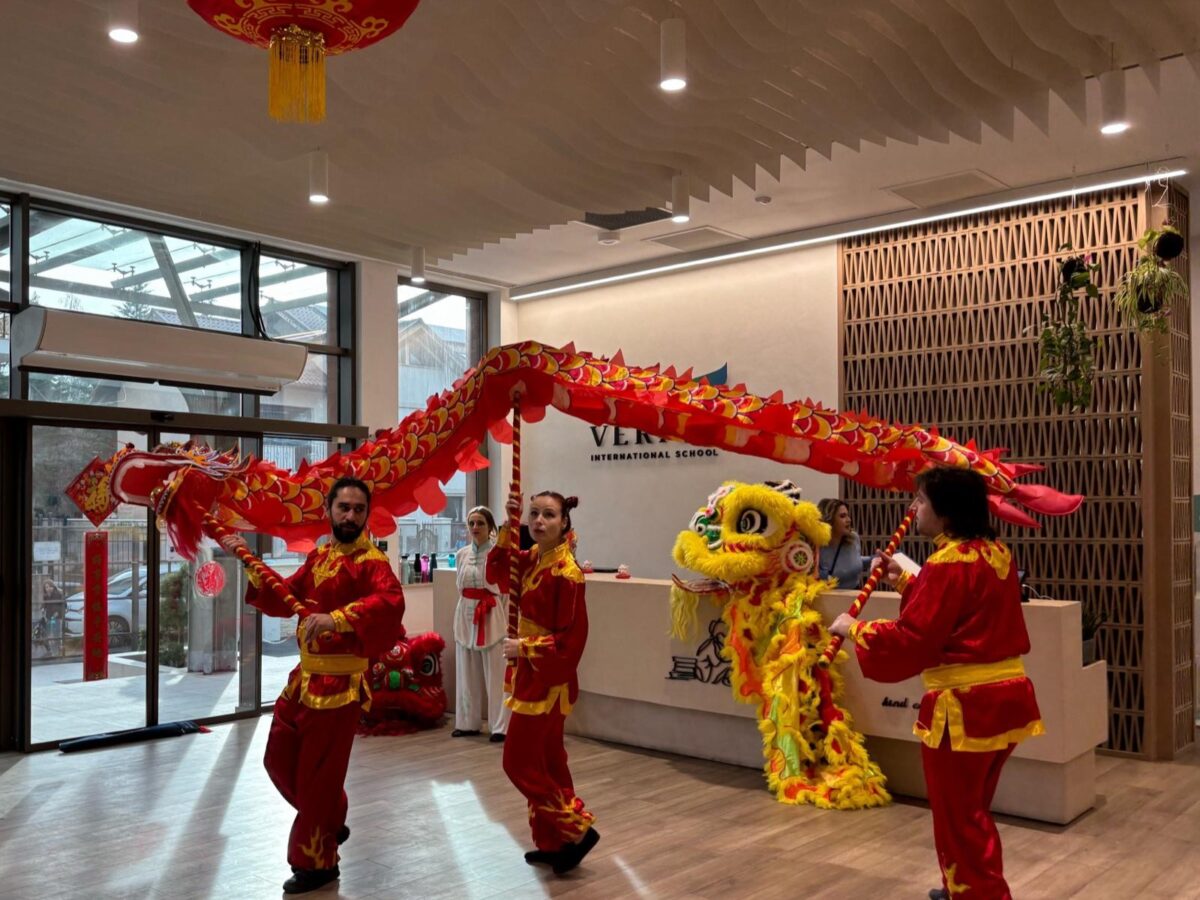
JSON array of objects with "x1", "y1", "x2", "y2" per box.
[
  {"x1": 411, "y1": 246, "x2": 426, "y2": 283},
  {"x1": 671, "y1": 174, "x2": 691, "y2": 223},
  {"x1": 308, "y1": 150, "x2": 329, "y2": 204},
  {"x1": 108, "y1": 0, "x2": 139, "y2": 43},
  {"x1": 513, "y1": 168, "x2": 1187, "y2": 301},
  {"x1": 597, "y1": 230, "x2": 621, "y2": 246},
  {"x1": 659, "y1": 19, "x2": 686, "y2": 92},
  {"x1": 1099, "y1": 69, "x2": 1129, "y2": 135}
]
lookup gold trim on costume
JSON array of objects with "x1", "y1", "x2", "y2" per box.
[
  {"x1": 518, "y1": 618, "x2": 551, "y2": 638},
  {"x1": 916, "y1": 657, "x2": 1043, "y2": 751},
  {"x1": 849, "y1": 619, "x2": 885, "y2": 650},
  {"x1": 311, "y1": 532, "x2": 381, "y2": 588},
  {"x1": 505, "y1": 683, "x2": 572, "y2": 715}
]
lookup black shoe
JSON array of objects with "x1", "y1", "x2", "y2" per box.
[
  {"x1": 282, "y1": 866, "x2": 340, "y2": 894},
  {"x1": 450, "y1": 729, "x2": 481, "y2": 737},
  {"x1": 929, "y1": 890, "x2": 948, "y2": 900},
  {"x1": 553, "y1": 828, "x2": 600, "y2": 875},
  {"x1": 489, "y1": 733, "x2": 506, "y2": 743},
  {"x1": 524, "y1": 849, "x2": 557, "y2": 865},
  {"x1": 336, "y1": 825, "x2": 350, "y2": 845}
]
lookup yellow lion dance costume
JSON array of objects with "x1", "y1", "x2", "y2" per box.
[{"x1": 671, "y1": 480, "x2": 889, "y2": 809}]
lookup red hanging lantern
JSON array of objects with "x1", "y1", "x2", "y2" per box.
[{"x1": 188, "y1": 1, "x2": 422, "y2": 123}]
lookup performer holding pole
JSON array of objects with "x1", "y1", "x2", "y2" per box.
[
  {"x1": 219, "y1": 477, "x2": 405, "y2": 895},
  {"x1": 489, "y1": 487, "x2": 599, "y2": 875},
  {"x1": 829, "y1": 468, "x2": 1043, "y2": 900}
]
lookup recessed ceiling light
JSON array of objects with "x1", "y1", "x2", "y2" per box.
[
  {"x1": 671, "y1": 174, "x2": 690, "y2": 223},
  {"x1": 108, "y1": 0, "x2": 139, "y2": 44},
  {"x1": 308, "y1": 150, "x2": 329, "y2": 204},
  {"x1": 659, "y1": 19, "x2": 686, "y2": 92},
  {"x1": 1099, "y1": 69, "x2": 1129, "y2": 136}
]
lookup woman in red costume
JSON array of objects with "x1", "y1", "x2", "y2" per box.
[
  {"x1": 488, "y1": 489, "x2": 599, "y2": 875},
  {"x1": 830, "y1": 468, "x2": 1043, "y2": 900}
]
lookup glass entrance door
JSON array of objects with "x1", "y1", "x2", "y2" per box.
[
  {"x1": 29, "y1": 424, "x2": 149, "y2": 745},
  {"x1": 154, "y1": 432, "x2": 260, "y2": 723}
]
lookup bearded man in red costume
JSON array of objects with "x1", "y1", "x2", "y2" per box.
[
  {"x1": 220, "y1": 477, "x2": 405, "y2": 895},
  {"x1": 830, "y1": 468, "x2": 1043, "y2": 900}
]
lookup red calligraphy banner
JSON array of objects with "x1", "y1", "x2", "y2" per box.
[{"x1": 83, "y1": 532, "x2": 108, "y2": 681}]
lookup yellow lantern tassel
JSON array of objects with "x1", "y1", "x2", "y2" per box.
[{"x1": 268, "y1": 25, "x2": 326, "y2": 124}]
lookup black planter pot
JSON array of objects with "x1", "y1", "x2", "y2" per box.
[
  {"x1": 1059, "y1": 256, "x2": 1086, "y2": 280},
  {"x1": 1155, "y1": 230, "x2": 1185, "y2": 261},
  {"x1": 1136, "y1": 291, "x2": 1166, "y2": 315}
]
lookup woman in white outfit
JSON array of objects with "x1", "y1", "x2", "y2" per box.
[{"x1": 451, "y1": 506, "x2": 511, "y2": 742}]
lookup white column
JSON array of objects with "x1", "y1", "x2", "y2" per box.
[{"x1": 357, "y1": 260, "x2": 401, "y2": 572}]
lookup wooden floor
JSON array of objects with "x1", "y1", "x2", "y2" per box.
[{"x1": 1, "y1": 718, "x2": 1198, "y2": 900}]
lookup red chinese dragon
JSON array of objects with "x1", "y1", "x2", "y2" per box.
[{"x1": 68, "y1": 340, "x2": 1082, "y2": 551}]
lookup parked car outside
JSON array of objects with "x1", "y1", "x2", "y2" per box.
[{"x1": 64, "y1": 557, "x2": 303, "y2": 651}]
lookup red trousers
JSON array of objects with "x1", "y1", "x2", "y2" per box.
[
  {"x1": 265, "y1": 693, "x2": 360, "y2": 871},
  {"x1": 922, "y1": 737, "x2": 1016, "y2": 900},
  {"x1": 502, "y1": 708, "x2": 595, "y2": 851}
]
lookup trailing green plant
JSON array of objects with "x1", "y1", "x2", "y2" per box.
[
  {"x1": 1113, "y1": 225, "x2": 1188, "y2": 335},
  {"x1": 1037, "y1": 245, "x2": 1099, "y2": 410}
]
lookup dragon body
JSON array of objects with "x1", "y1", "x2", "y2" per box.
[{"x1": 67, "y1": 341, "x2": 1082, "y2": 552}]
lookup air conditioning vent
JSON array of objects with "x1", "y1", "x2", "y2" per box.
[
  {"x1": 645, "y1": 226, "x2": 744, "y2": 253},
  {"x1": 885, "y1": 170, "x2": 1007, "y2": 209}
]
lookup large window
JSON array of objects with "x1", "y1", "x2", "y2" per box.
[
  {"x1": 258, "y1": 254, "x2": 340, "y2": 424},
  {"x1": 397, "y1": 282, "x2": 486, "y2": 567},
  {"x1": 3, "y1": 195, "x2": 358, "y2": 748},
  {"x1": 28, "y1": 210, "x2": 241, "y2": 331}
]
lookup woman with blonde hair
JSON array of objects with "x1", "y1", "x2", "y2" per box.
[{"x1": 817, "y1": 498, "x2": 869, "y2": 590}]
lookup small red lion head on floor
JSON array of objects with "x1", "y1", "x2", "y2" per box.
[{"x1": 359, "y1": 631, "x2": 447, "y2": 736}]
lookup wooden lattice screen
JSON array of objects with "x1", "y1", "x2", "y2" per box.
[{"x1": 839, "y1": 185, "x2": 1194, "y2": 759}]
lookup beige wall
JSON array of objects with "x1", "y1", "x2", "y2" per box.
[{"x1": 507, "y1": 245, "x2": 840, "y2": 578}]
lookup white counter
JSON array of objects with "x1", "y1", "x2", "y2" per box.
[{"x1": 432, "y1": 570, "x2": 1107, "y2": 824}]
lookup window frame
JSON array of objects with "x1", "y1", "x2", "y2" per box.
[{"x1": 396, "y1": 276, "x2": 490, "y2": 533}]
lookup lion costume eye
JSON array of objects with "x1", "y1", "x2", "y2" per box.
[
  {"x1": 690, "y1": 510, "x2": 708, "y2": 534},
  {"x1": 420, "y1": 656, "x2": 439, "y2": 677},
  {"x1": 737, "y1": 509, "x2": 768, "y2": 535}
]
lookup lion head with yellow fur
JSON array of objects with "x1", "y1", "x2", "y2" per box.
[{"x1": 670, "y1": 480, "x2": 831, "y2": 639}]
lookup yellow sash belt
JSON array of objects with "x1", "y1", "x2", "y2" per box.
[
  {"x1": 916, "y1": 657, "x2": 1044, "y2": 751},
  {"x1": 299, "y1": 649, "x2": 368, "y2": 676}
]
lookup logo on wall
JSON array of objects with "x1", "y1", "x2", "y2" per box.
[
  {"x1": 666, "y1": 616, "x2": 731, "y2": 687},
  {"x1": 588, "y1": 363, "x2": 727, "y2": 465}
]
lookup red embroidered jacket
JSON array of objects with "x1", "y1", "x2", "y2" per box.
[
  {"x1": 248, "y1": 532, "x2": 405, "y2": 711},
  {"x1": 487, "y1": 529, "x2": 588, "y2": 715},
  {"x1": 849, "y1": 535, "x2": 1043, "y2": 752}
]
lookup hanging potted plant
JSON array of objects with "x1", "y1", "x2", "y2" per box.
[
  {"x1": 1113, "y1": 225, "x2": 1188, "y2": 334},
  {"x1": 1037, "y1": 245, "x2": 1099, "y2": 410}
]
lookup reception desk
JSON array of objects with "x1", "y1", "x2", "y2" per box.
[{"x1": 432, "y1": 570, "x2": 1107, "y2": 824}]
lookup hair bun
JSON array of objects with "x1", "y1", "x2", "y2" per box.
[{"x1": 563, "y1": 495, "x2": 580, "y2": 512}]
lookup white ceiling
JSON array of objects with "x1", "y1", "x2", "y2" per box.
[{"x1": 1, "y1": 0, "x2": 1198, "y2": 290}]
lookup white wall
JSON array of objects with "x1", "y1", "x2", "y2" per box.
[{"x1": 507, "y1": 245, "x2": 840, "y2": 578}]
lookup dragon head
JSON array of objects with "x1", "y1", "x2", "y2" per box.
[{"x1": 670, "y1": 480, "x2": 830, "y2": 638}]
